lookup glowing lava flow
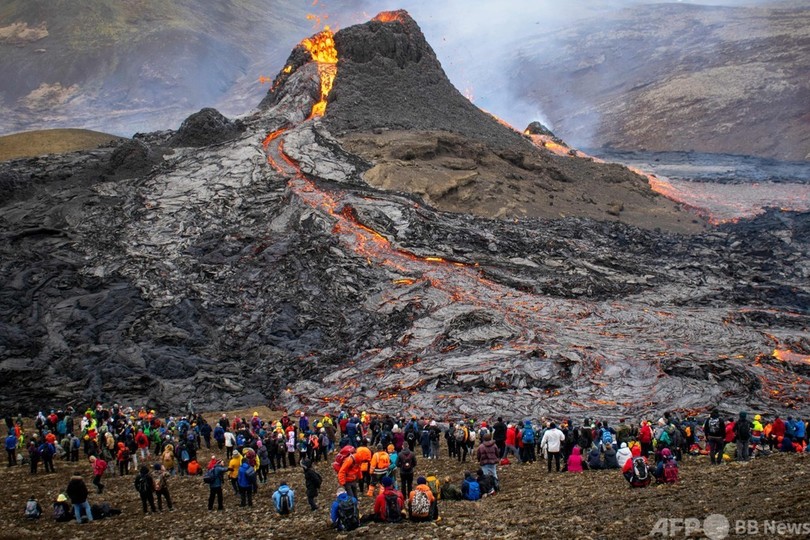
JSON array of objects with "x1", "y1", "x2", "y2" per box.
[{"x1": 300, "y1": 27, "x2": 337, "y2": 118}]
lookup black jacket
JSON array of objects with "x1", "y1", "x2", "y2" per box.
[{"x1": 66, "y1": 477, "x2": 89, "y2": 504}]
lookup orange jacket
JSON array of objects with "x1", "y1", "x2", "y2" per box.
[
  {"x1": 370, "y1": 450, "x2": 391, "y2": 473},
  {"x1": 338, "y1": 454, "x2": 361, "y2": 485},
  {"x1": 355, "y1": 446, "x2": 372, "y2": 473},
  {"x1": 408, "y1": 483, "x2": 435, "y2": 509}
]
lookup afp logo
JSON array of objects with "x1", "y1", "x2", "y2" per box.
[{"x1": 651, "y1": 514, "x2": 730, "y2": 539}]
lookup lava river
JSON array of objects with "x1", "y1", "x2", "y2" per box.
[{"x1": 255, "y1": 21, "x2": 809, "y2": 420}]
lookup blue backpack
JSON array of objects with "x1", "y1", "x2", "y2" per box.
[
  {"x1": 601, "y1": 429, "x2": 613, "y2": 445},
  {"x1": 464, "y1": 480, "x2": 481, "y2": 501},
  {"x1": 522, "y1": 427, "x2": 535, "y2": 444}
]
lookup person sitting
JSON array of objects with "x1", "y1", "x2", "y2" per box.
[
  {"x1": 586, "y1": 446, "x2": 603, "y2": 470},
  {"x1": 566, "y1": 447, "x2": 584, "y2": 473},
  {"x1": 653, "y1": 448, "x2": 679, "y2": 484},
  {"x1": 331, "y1": 487, "x2": 360, "y2": 531},
  {"x1": 272, "y1": 481, "x2": 295, "y2": 516},
  {"x1": 440, "y1": 476, "x2": 463, "y2": 500},
  {"x1": 460, "y1": 471, "x2": 481, "y2": 501},
  {"x1": 476, "y1": 468, "x2": 496, "y2": 497},
  {"x1": 622, "y1": 455, "x2": 652, "y2": 488},
  {"x1": 371, "y1": 476, "x2": 405, "y2": 522},
  {"x1": 408, "y1": 476, "x2": 437, "y2": 522},
  {"x1": 616, "y1": 442, "x2": 633, "y2": 469},
  {"x1": 603, "y1": 443, "x2": 620, "y2": 469},
  {"x1": 53, "y1": 493, "x2": 72, "y2": 522}
]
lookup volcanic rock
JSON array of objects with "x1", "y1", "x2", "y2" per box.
[
  {"x1": 0, "y1": 11, "x2": 808, "y2": 421},
  {"x1": 168, "y1": 107, "x2": 244, "y2": 148}
]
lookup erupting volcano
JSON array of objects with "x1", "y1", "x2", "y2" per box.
[{"x1": 0, "y1": 11, "x2": 808, "y2": 421}]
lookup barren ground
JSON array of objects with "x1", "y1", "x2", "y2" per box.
[{"x1": 1, "y1": 409, "x2": 808, "y2": 539}]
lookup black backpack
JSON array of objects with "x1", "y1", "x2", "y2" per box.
[
  {"x1": 278, "y1": 492, "x2": 291, "y2": 515},
  {"x1": 336, "y1": 498, "x2": 359, "y2": 531},
  {"x1": 707, "y1": 417, "x2": 722, "y2": 437},
  {"x1": 135, "y1": 474, "x2": 151, "y2": 495},
  {"x1": 736, "y1": 421, "x2": 751, "y2": 439},
  {"x1": 384, "y1": 492, "x2": 402, "y2": 522}
]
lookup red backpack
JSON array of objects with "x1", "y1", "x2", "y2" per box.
[
  {"x1": 332, "y1": 445, "x2": 355, "y2": 473},
  {"x1": 662, "y1": 459, "x2": 679, "y2": 483}
]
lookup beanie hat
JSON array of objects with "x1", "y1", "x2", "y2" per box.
[
  {"x1": 417, "y1": 476, "x2": 426, "y2": 485},
  {"x1": 381, "y1": 476, "x2": 393, "y2": 487},
  {"x1": 153, "y1": 463, "x2": 162, "y2": 470}
]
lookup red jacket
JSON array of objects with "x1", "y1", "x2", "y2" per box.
[
  {"x1": 771, "y1": 418, "x2": 785, "y2": 438},
  {"x1": 373, "y1": 487, "x2": 404, "y2": 521},
  {"x1": 639, "y1": 424, "x2": 652, "y2": 443},
  {"x1": 724, "y1": 422, "x2": 735, "y2": 443},
  {"x1": 135, "y1": 432, "x2": 149, "y2": 449},
  {"x1": 505, "y1": 426, "x2": 517, "y2": 446}
]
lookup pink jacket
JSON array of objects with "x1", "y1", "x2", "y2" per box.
[
  {"x1": 93, "y1": 457, "x2": 107, "y2": 476},
  {"x1": 567, "y1": 447, "x2": 583, "y2": 473}
]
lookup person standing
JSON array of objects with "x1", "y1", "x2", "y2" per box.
[
  {"x1": 89, "y1": 455, "x2": 107, "y2": 494},
  {"x1": 301, "y1": 459, "x2": 322, "y2": 510},
  {"x1": 734, "y1": 411, "x2": 752, "y2": 461},
  {"x1": 540, "y1": 422, "x2": 566, "y2": 472},
  {"x1": 151, "y1": 463, "x2": 173, "y2": 511},
  {"x1": 65, "y1": 471, "x2": 93, "y2": 524},
  {"x1": 207, "y1": 459, "x2": 227, "y2": 511},
  {"x1": 703, "y1": 410, "x2": 726, "y2": 465},
  {"x1": 397, "y1": 446, "x2": 417, "y2": 499},
  {"x1": 5, "y1": 430, "x2": 16, "y2": 467},
  {"x1": 476, "y1": 433, "x2": 500, "y2": 485},
  {"x1": 237, "y1": 459, "x2": 255, "y2": 507},
  {"x1": 134, "y1": 465, "x2": 157, "y2": 514}
]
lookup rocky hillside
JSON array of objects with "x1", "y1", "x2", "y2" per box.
[{"x1": 505, "y1": 2, "x2": 810, "y2": 160}]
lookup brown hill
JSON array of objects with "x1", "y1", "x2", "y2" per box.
[{"x1": 0, "y1": 129, "x2": 121, "y2": 161}]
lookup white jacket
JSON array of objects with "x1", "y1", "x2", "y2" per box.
[
  {"x1": 616, "y1": 443, "x2": 633, "y2": 468},
  {"x1": 540, "y1": 428, "x2": 566, "y2": 453}
]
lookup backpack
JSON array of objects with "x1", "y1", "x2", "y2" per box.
[
  {"x1": 180, "y1": 448, "x2": 190, "y2": 462},
  {"x1": 663, "y1": 459, "x2": 679, "y2": 483},
  {"x1": 631, "y1": 457, "x2": 649, "y2": 482},
  {"x1": 278, "y1": 492, "x2": 291, "y2": 515},
  {"x1": 336, "y1": 498, "x2": 359, "y2": 531},
  {"x1": 25, "y1": 499, "x2": 41, "y2": 519},
  {"x1": 426, "y1": 476, "x2": 441, "y2": 500},
  {"x1": 72, "y1": 437, "x2": 80, "y2": 450},
  {"x1": 399, "y1": 453, "x2": 414, "y2": 472},
  {"x1": 135, "y1": 474, "x2": 151, "y2": 495},
  {"x1": 522, "y1": 427, "x2": 535, "y2": 444},
  {"x1": 707, "y1": 417, "x2": 722, "y2": 437},
  {"x1": 52, "y1": 502, "x2": 67, "y2": 521},
  {"x1": 464, "y1": 479, "x2": 481, "y2": 501},
  {"x1": 332, "y1": 447, "x2": 354, "y2": 473},
  {"x1": 244, "y1": 466, "x2": 256, "y2": 482},
  {"x1": 202, "y1": 468, "x2": 215, "y2": 484},
  {"x1": 657, "y1": 430, "x2": 671, "y2": 446},
  {"x1": 736, "y1": 421, "x2": 751, "y2": 439},
  {"x1": 601, "y1": 429, "x2": 613, "y2": 446},
  {"x1": 410, "y1": 489, "x2": 431, "y2": 518},
  {"x1": 384, "y1": 492, "x2": 403, "y2": 522},
  {"x1": 454, "y1": 427, "x2": 467, "y2": 443},
  {"x1": 406, "y1": 430, "x2": 416, "y2": 443},
  {"x1": 277, "y1": 439, "x2": 287, "y2": 454}
]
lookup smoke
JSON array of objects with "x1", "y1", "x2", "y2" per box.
[{"x1": 348, "y1": 0, "x2": 792, "y2": 141}]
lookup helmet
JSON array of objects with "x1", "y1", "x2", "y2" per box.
[{"x1": 754, "y1": 414, "x2": 762, "y2": 421}]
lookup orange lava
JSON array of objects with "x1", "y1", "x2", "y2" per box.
[
  {"x1": 773, "y1": 348, "x2": 810, "y2": 365},
  {"x1": 301, "y1": 27, "x2": 338, "y2": 118},
  {"x1": 373, "y1": 11, "x2": 408, "y2": 24}
]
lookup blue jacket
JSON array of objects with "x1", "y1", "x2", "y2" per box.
[
  {"x1": 4, "y1": 434, "x2": 16, "y2": 451},
  {"x1": 795, "y1": 419, "x2": 806, "y2": 439},
  {"x1": 237, "y1": 463, "x2": 255, "y2": 488},
  {"x1": 330, "y1": 492, "x2": 358, "y2": 523},
  {"x1": 272, "y1": 484, "x2": 295, "y2": 513},
  {"x1": 209, "y1": 465, "x2": 227, "y2": 489}
]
